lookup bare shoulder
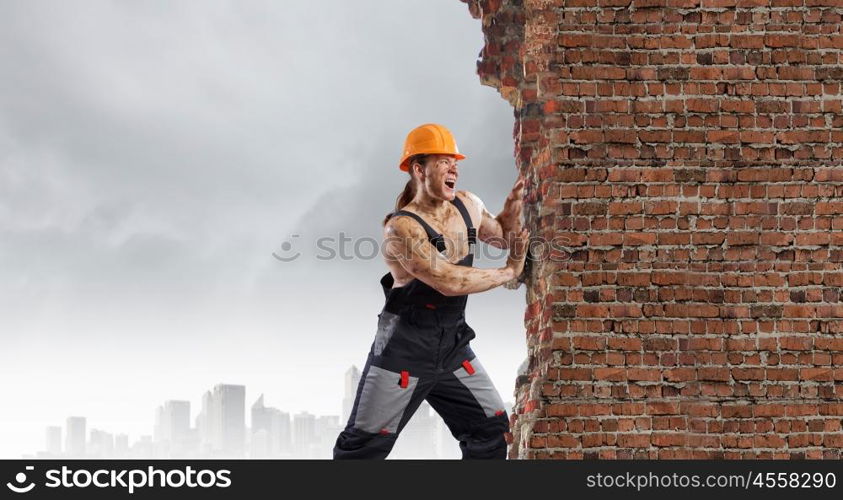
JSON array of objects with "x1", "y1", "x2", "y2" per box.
[
  {"x1": 383, "y1": 214, "x2": 426, "y2": 245},
  {"x1": 457, "y1": 190, "x2": 488, "y2": 222}
]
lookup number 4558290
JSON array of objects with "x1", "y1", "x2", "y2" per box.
[{"x1": 753, "y1": 472, "x2": 836, "y2": 489}]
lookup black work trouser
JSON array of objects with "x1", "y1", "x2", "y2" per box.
[
  {"x1": 332, "y1": 349, "x2": 510, "y2": 460},
  {"x1": 333, "y1": 301, "x2": 511, "y2": 459}
]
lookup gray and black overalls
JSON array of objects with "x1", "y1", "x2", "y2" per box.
[{"x1": 332, "y1": 195, "x2": 510, "y2": 459}]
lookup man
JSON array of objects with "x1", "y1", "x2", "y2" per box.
[{"x1": 332, "y1": 123, "x2": 529, "y2": 459}]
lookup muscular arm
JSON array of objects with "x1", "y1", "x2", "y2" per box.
[{"x1": 384, "y1": 216, "x2": 516, "y2": 296}]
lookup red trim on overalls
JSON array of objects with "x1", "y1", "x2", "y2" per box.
[
  {"x1": 462, "y1": 359, "x2": 475, "y2": 375},
  {"x1": 425, "y1": 303, "x2": 436, "y2": 309},
  {"x1": 400, "y1": 370, "x2": 409, "y2": 388},
  {"x1": 495, "y1": 410, "x2": 505, "y2": 416}
]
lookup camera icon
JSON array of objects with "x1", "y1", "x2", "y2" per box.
[{"x1": 6, "y1": 466, "x2": 36, "y2": 494}]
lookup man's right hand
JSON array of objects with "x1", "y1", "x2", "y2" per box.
[{"x1": 506, "y1": 227, "x2": 530, "y2": 279}]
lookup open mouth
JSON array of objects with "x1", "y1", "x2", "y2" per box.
[{"x1": 445, "y1": 179, "x2": 456, "y2": 189}]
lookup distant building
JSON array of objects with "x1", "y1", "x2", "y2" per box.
[
  {"x1": 341, "y1": 365, "x2": 361, "y2": 425},
  {"x1": 89, "y1": 429, "x2": 114, "y2": 457},
  {"x1": 154, "y1": 400, "x2": 191, "y2": 457},
  {"x1": 132, "y1": 435, "x2": 154, "y2": 458},
  {"x1": 251, "y1": 395, "x2": 272, "y2": 457},
  {"x1": 197, "y1": 384, "x2": 245, "y2": 457},
  {"x1": 277, "y1": 410, "x2": 292, "y2": 456},
  {"x1": 197, "y1": 390, "x2": 214, "y2": 455},
  {"x1": 114, "y1": 434, "x2": 130, "y2": 457},
  {"x1": 45, "y1": 426, "x2": 62, "y2": 457},
  {"x1": 314, "y1": 415, "x2": 341, "y2": 459},
  {"x1": 65, "y1": 417, "x2": 86, "y2": 458},
  {"x1": 292, "y1": 412, "x2": 316, "y2": 457},
  {"x1": 391, "y1": 401, "x2": 437, "y2": 459},
  {"x1": 250, "y1": 395, "x2": 292, "y2": 458}
]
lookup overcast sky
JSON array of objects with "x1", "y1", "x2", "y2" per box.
[{"x1": 0, "y1": 0, "x2": 526, "y2": 458}]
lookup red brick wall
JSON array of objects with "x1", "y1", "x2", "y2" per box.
[{"x1": 461, "y1": 0, "x2": 843, "y2": 459}]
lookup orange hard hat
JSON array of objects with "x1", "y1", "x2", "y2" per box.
[{"x1": 398, "y1": 123, "x2": 466, "y2": 172}]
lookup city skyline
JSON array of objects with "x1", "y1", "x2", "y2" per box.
[{"x1": 26, "y1": 370, "x2": 514, "y2": 459}]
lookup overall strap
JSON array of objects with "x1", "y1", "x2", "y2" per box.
[
  {"x1": 390, "y1": 210, "x2": 447, "y2": 253},
  {"x1": 449, "y1": 196, "x2": 477, "y2": 247}
]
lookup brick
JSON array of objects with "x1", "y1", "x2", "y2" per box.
[{"x1": 707, "y1": 130, "x2": 740, "y2": 143}]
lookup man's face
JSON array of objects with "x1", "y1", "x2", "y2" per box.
[{"x1": 415, "y1": 154, "x2": 459, "y2": 201}]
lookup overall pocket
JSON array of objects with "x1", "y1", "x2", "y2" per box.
[{"x1": 353, "y1": 365, "x2": 419, "y2": 434}]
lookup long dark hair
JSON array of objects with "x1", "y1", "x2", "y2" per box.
[{"x1": 382, "y1": 154, "x2": 428, "y2": 226}]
